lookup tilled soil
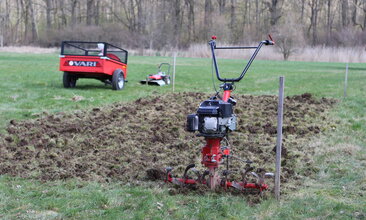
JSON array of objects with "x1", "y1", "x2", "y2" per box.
[{"x1": 0, "y1": 92, "x2": 336, "y2": 193}]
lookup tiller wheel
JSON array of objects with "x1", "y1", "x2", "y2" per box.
[{"x1": 165, "y1": 36, "x2": 275, "y2": 193}]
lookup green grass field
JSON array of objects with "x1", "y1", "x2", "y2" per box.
[{"x1": 0, "y1": 51, "x2": 365, "y2": 219}]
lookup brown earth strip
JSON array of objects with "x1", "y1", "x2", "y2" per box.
[{"x1": 0, "y1": 92, "x2": 336, "y2": 193}]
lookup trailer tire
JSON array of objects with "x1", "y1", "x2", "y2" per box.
[
  {"x1": 112, "y1": 69, "x2": 125, "y2": 90},
  {"x1": 63, "y1": 72, "x2": 77, "y2": 88}
]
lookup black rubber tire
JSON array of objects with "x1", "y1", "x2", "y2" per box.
[
  {"x1": 112, "y1": 69, "x2": 125, "y2": 90},
  {"x1": 63, "y1": 72, "x2": 77, "y2": 88},
  {"x1": 164, "y1": 75, "x2": 171, "y2": 85}
]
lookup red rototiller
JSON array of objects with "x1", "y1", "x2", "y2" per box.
[{"x1": 165, "y1": 36, "x2": 275, "y2": 192}]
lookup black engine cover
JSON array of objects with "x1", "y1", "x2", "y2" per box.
[
  {"x1": 196, "y1": 100, "x2": 233, "y2": 117},
  {"x1": 184, "y1": 99, "x2": 234, "y2": 137}
]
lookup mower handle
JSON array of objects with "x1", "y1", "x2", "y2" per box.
[
  {"x1": 209, "y1": 37, "x2": 274, "y2": 83},
  {"x1": 158, "y1": 63, "x2": 171, "y2": 74}
]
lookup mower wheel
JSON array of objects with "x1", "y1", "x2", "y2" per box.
[
  {"x1": 164, "y1": 75, "x2": 171, "y2": 85},
  {"x1": 63, "y1": 72, "x2": 77, "y2": 88},
  {"x1": 112, "y1": 69, "x2": 125, "y2": 90}
]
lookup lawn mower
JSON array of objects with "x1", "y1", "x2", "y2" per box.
[
  {"x1": 140, "y1": 63, "x2": 171, "y2": 86},
  {"x1": 165, "y1": 35, "x2": 275, "y2": 192},
  {"x1": 59, "y1": 41, "x2": 128, "y2": 90}
]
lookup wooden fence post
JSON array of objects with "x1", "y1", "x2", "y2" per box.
[
  {"x1": 344, "y1": 63, "x2": 349, "y2": 98},
  {"x1": 172, "y1": 52, "x2": 177, "y2": 92},
  {"x1": 275, "y1": 76, "x2": 285, "y2": 201}
]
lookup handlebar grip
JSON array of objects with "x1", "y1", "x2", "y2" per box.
[{"x1": 264, "y1": 40, "x2": 275, "y2": 45}]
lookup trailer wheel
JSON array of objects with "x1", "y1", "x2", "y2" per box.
[
  {"x1": 63, "y1": 72, "x2": 77, "y2": 88},
  {"x1": 112, "y1": 69, "x2": 125, "y2": 90}
]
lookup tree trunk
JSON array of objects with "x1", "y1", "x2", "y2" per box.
[
  {"x1": 300, "y1": 0, "x2": 305, "y2": 23},
  {"x1": 341, "y1": 0, "x2": 349, "y2": 27},
  {"x1": 172, "y1": 0, "x2": 181, "y2": 47},
  {"x1": 0, "y1": 3, "x2": 3, "y2": 47},
  {"x1": 136, "y1": 0, "x2": 144, "y2": 33},
  {"x1": 185, "y1": 0, "x2": 195, "y2": 42},
  {"x1": 327, "y1": 0, "x2": 331, "y2": 38},
  {"x1": 313, "y1": 1, "x2": 318, "y2": 45},
  {"x1": 52, "y1": 0, "x2": 59, "y2": 29},
  {"x1": 71, "y1": 0, "x2": 78, "y2": 26},
  {"x1": 59, "y1": 0, "x2": 67, "y2": 27},
  {"x1": 14, "y1": 0, "x2": 21, "y2": 43},
  {"x1": 269, "y1": 0, "x2": 281, "y2": 26},
  {"x1": 2, "y1": 0, "x2": 11, "y2": 44},
  {"x1": 363, "y1": 1, "x2": 366, "y2": 30},
  {"x1": 230, "y1": 0, "x2": 235, "y2": 30},
  {"x1": 255, "y1": 0, "x2": 259, "y2": 37},
  {"x1": 204, "y1": 0, "x2": 213, "y2": 38},
  {"x1": 217, "y1": 0, "x2": 226, "y2": 15},
  {"x1": 230, "y1": 0, "x2": 237, "y2": 42},
  {"x1": 308, "y1": 0, "x2": 321, "y2": 46},
  {"x1": 95, "y1": 0, "x2": 100, "y2": 25},
  {"x1": 86, "y1": 0, "x2": 94, "y2": 25},
  {"x1": 27, "y1": 0, "x2": 38, "y2": 43},
  {"x1": 242, "y1": 0, "x2": 248, "y2": 35},
  {"x1": 351, "y1": 0, "x2": 359, "y2": 26},
  {"x1": 21, "y1": 0, "x2": 29, "y2": 42},
  {"x1": 43, "y1": 0, "x2": 52, "y2": 29}
]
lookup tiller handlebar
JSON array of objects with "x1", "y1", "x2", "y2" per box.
[{"x1": 209, "y1": 35, "x2": 274, "y2": 82}]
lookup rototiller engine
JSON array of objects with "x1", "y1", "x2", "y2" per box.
[{"x1": 165, "y1": 36, "x2": 275, "y2": 192}]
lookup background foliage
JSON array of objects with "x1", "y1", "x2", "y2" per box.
[{"x1": 1, "y1": 0, "x2": 366, "y2": 51}]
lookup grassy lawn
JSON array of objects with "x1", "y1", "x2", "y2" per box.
[{"x1": 0, "y1": 51, "x2": 365, "y2": 219}]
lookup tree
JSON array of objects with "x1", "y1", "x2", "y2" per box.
[
  {"x1": 70, "y1": 0, "x2": 78, "y2": 26},
  {"x1": 229, "y1": 0, "x2": 237, "y2": 42},
  {"x1": 1, "y1": 0, "x2": 366, "y2": 48},
  {"x1": 86, "y1": 0, "x2": 94, "y2": 26},
  {"x1": 308, "y1": 0, "x2": 323, "y2": 45},
  {"x1": 203, "y1": 0, "x2": 213, "y2": 38},
  {"x1": 172, "y1": 0, "x2": 182, "y2": 48},
  {"x1": 265, "y1": 0, "x2": 282, "y2": 26},
  {"x1": 341, "y1": 0, "x2": 349, "y2": 27},
  {"x1": 185, "y1": 0, "x2": 195, "y2": 42},
  {"x1": 43, "y1": 0, "x2": 52, "y2": 29},
  {"x1": 273, "y1": 13, "x2": 305, "y2": 60},
  {"x1": 217, "y1": 0, "x2": 226, "y2": 15},
  {"x1": 28, "y1": 0, "x2": 38, "y2": 43}
]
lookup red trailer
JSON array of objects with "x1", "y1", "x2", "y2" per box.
[{"x1": 59, "y1": 41, "x2": 128, "y2": 90}]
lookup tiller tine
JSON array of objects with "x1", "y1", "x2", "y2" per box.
[
  {"x1": 251, "y1": 171, "x2": 260, "y2": 179},
  {"x1": 229, "y1": 181, "x2": 245, "y2": 190},
  {"x1": 250, "y1": 171, "x2": 265, "y2": 191},
  {"x1": 183, "y1": 164, "x2": 195, "y2": 179},
  {"x1": 242, "y1": 166, "x2": 254, "y2": 179},
  {"x1": 247, "y1": 170, "x2": 274, "y2": 193},
  {"x1": 165, "y1": 164, "x2": 200, "y2": 186},
  {"x1": 165, "y1": 167, "x2": 173, "y2": 183},
  {"x1": 191, "y1": 168, "x2": 205, "y2": 183},
  {"x1": 165, "y1": 167, "x2": 184, "y2": 186},
  {"x1": 221, "y1": 166, "x2": 270, "y2": 192}
]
